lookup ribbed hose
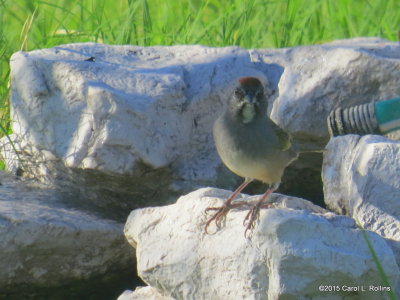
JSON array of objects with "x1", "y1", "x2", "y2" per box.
[{"x1": 327, "y1": 102, "x2": 379, "y2": 137}]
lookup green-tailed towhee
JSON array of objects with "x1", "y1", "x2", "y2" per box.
[{"x1": 205, "y1": 77, "x2": 299, "y2": 237}]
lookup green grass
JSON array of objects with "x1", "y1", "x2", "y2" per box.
[
  {"x1": 358, "y1": 221, "x2": 397, "y2": 300},
  {"x1": 0, "y1": 0, "x2": 399, "y2": 140}
]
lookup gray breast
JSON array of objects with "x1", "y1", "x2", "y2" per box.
[{"x1": 213, "y1": 113, "x2": 296, "y2": 183}]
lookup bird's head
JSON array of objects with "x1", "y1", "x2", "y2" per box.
[{"x1": 228, "y1": 77, "x2": 268, "y2": 124}]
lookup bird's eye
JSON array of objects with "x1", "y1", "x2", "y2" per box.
[
  {"x1": 256, "y1": 90, "x2": 263, "y2": 98},
  {"x1": 234, "y1": 88, "x2": 243, "y2": 98}
]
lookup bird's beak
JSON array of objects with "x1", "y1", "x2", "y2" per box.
[{"x1": 243, "y1": 95, "x2": 255, "y2": 104}]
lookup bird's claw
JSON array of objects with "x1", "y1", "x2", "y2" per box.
[
  {"x1": 205, "y1": 201, "x2": 252, "y2": 234},
  {"x1": 205, "y1": 198, "x2": 273, "y2": 237},
  {"x1": 243, "y1": 202, "x2": 273, "y2": 238},
  {"x1": 243, "y1": 205, "x2": 260, "y2": 239},
  {"x1": 204, "y1": 205, "x2": 230, "y2": 234}
]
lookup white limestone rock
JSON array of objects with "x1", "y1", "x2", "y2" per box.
[
  {"x1": 124, "y1": 188, "x2": 398, "y2": 299},
  {"x1": 118, "y1": 287, "x2": 173, "y2": 300},
  {"x1": 271, "y1": 38, "x2": 400, "y2": 146},
  {"x1": 322, "y1": 135, "x2": 400, "y2": 264},
  {"x1": 0, "y1": 171, "x2": 134, "y2": 297},
  {"x1": 9, "y1": 44, "x2": 258, "y2": 182},
  {"x1": 5, "y1": 38, "x2": 400, "y2": 214}
]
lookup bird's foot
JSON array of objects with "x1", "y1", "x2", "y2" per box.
[
  {"x1": 205, "y1": 201, "x2": 250, "y2": 234},
  {"x1": 243, "y1": 201, "x2": 273, "y2": 239},
  {"x1": 204, "y1": 206, "x2": 228, "y2": 233}
]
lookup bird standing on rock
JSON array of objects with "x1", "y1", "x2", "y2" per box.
[{"x1": 205, "y1": 77, "x2": 299, "y2": 237}]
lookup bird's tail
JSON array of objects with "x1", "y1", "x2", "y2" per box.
[{"x1": 292, "y1": 142, "x2": 326, "y2": 153}]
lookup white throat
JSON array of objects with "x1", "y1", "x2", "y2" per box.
[{"x1": 242, "y1": 104, "x2": 255, "y2": 123}]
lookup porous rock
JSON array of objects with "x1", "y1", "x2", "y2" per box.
[
  {"x1": 5, "y1": 38, "x2": 400, "y2": 216},
  {"x1": 0, "y1": 171, "x2": 135, "y2": 299},
  {"x1": 271, "y1": 38, "x2": 400, "y2": 146},
  {"x1": 118, "y1": 287, "x2": 173, "y2": 300},
  {"x1": 322, "y1": 135, "x2": 400, "y2": 266},
  {"x1": 124, "y1": 187, "x2": 398, "y2": 299}
]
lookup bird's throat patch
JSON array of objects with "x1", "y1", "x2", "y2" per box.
[{"x1": 241, "y1": 104, "x2": 255, "y2": 123}]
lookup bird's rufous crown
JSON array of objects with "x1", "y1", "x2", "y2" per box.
[{"x1": 238, "y1": 77, "x2": 262, "y2": 87}]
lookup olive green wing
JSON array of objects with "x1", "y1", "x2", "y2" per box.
[{"x1": 271, "y1": 122, "x2": 292, "y2": 151}]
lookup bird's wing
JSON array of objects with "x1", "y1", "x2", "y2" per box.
[{"x1": 270, "y1": 122, "x2": 292, "y2": 151}]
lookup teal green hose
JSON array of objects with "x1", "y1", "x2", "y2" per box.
[
  {"x1": 327, "y1": 97, "x2": 400, "y2": 136},
  {"x1": 375, "y1": 97, "x2": 400, "y2": 134}
]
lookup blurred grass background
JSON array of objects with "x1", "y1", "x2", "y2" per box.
[{"x1": 0, "y1": 0, "x2": 399, "y2": 138}]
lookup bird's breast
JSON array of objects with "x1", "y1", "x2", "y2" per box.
[
  {"x1": 217, "y1": 146, "x2": 286, "y2": 183},
  {"x1": 213, "y1": 115, "x2": 293, "y2": 184}
]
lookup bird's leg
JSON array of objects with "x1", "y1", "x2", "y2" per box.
[
  {"x1": 205, "y1": 179, "x2": 253, "y2": 233},
  {"x1": 243, "y1": 185, "x2": 277, "y2": 238}
]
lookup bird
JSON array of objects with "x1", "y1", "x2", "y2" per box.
[{"x1": 205, "y1": 77, "x2": 299, "y2": 237}]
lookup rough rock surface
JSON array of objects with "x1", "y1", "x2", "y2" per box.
[
  {"x1": 118, "y1": 286, "x2": 173, "y2": 300},
  {"x1": 271, "y1": 38, "x2": 400, "y2": 145},
  {"x1": 322, "y1": 135, "x2": 400, "y2": 267},
  {"x1": 124, "y1": 188, "x2": 398, "y2": 300},
  {"x1": 0, "y1": 171, "x2": 135, "y2": 299},
  {"x1": 4, "y1": 38, "x2": 400, "y2": 216}
]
